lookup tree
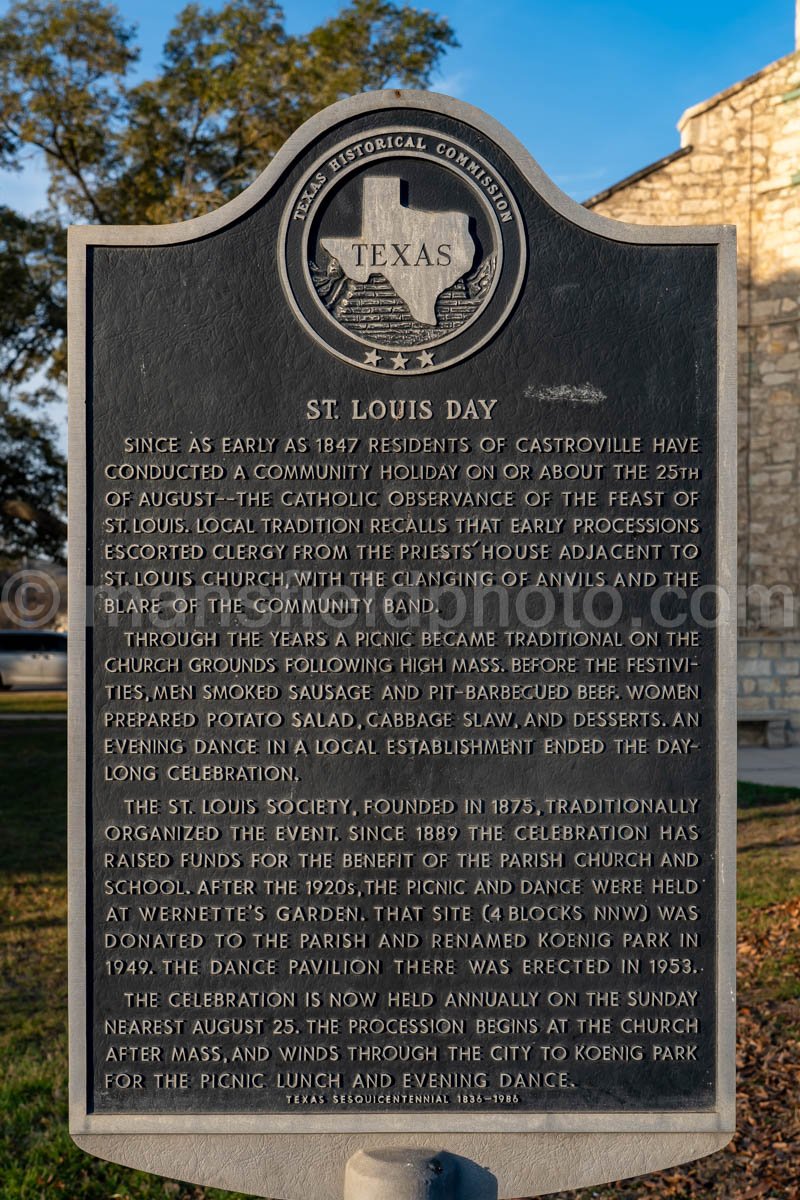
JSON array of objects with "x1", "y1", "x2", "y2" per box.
[
  {"x1": 0, "y1": 0, "x2": 457, "y2": 559},
  {"x1": 0, "y1": 408, "x2": 66, "y2": 563},
  {"x1": 0, "y1": 206, "x2": 67, "y2": 562}
]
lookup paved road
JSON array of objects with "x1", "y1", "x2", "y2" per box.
[
  {"x1": 0, "y1": 712, "x2": 65, "y2": 721},
  {"x1": 738, "y1": 745, "x2": 800, "y2": 788}
]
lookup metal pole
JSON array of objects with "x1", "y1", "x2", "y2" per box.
[{"x1": 345, "y1": 1150, "x2": 462, "y2": 1200}]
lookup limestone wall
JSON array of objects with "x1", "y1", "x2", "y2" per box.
[
  {"x1": 739, "y1": 636, "x2": 800, "y2": 743},
  {"x1": 587, "y1": 51, "x2": 800, "y2": 635}
]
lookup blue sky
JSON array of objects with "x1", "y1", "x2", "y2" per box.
[{"x1": 0, "y1": 0, "x2": 795, "y2": 213}]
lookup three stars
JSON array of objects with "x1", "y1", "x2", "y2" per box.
[{"x1": 362, "y1": 349, "x2": 435, "y2": 370}]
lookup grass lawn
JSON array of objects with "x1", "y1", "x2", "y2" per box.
[
  {"x1": 0, "y1": 726, "x2": 798, "y2": 1198},
  {"x1": 0, "y1": 691, "x2": 67, "y2": 715},
  {"x1": 0, "y1": 724, "x2": 244, "y2": 1200},
  {"x1": 562, "y1": 786, "x2": 800, "y2": 1200}
]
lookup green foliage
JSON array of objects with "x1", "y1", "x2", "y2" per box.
[
  {"x1": 0, "y1": 0, "x2": 455, "y2": 223},
  {"x1": 0, "y1": 0, "x2": 456, "y2": 559},
  {"x1": 122, "y1": 0, "x2": 457, "y2": 221},
  {"x1": 0, "y1": 205, "x2": 67, "y2": 562},
  {"x1": 0, "y1": 0, "x2": 138, "y2": 221},
  {"x1": 0, "y1": 406, "x2": 66, "y2": 562},
  {"x1": 0, "y1": 0, "x2": 455, "y2": 225},
  {"x1": 0, "y1": 207, "x2": 65, "y2": 387}
]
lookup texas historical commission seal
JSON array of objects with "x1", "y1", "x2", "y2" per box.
[{"x1": 279, "y1": 126, "x2": 526, "y2": 374}]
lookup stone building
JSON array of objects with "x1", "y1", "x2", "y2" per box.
[{"x1": 586, "y1": 32, "x2": 800, "y2": 742}]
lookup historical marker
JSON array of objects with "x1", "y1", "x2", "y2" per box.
[{"x1": 69, "y1": 91, "x2": 736, "y2": 1198}]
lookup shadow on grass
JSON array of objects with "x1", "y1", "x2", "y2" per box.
[
  {"x1": 0, "y1": 726, "x2": 67, "y2": 875},
  {"x1": 737, "y1": 779, "x2": 800, "y2": 809},
  {"x1": 739, "y1": 836, "x2": 800, "y2": 852}
]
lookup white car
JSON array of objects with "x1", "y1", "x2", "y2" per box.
[{"x1": 0, "y1": 630, "x2": 68, "y2": 690}]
